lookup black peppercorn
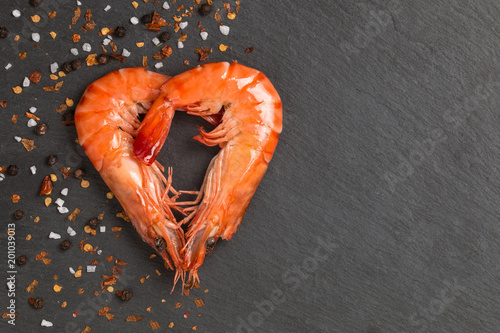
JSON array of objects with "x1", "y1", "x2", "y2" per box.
[
  {"x1": 71, "y1": 59, "x2": 82, "y2": 70},
  {"x1": 0, "y1": 27, "x2": 8, "y2": 39},
  {"x1": 35, "y1": 123, "x2": 47, "y2": 135},
  {"x1": 47, "y1": 155, "x2": 57, "y2": 166},
  {"x1": 17, "y1": 255, "x2": 27, "y2": 266},
  {"x1": 7, "y1": 165, "x2": 19, "y2": 176},
  {"x1": 115, "y1": 26, "x2": 127, "y2": 37},
  {"x1": 74, "y1": 169, "x2": 84, "y2": 179},
  {"x1": 121, "y1": 290, "x2": 132, "y2": 301},
  {"x1": 141, "y1": 13, "x2": 153, "y2": 24},
  {"x1": 159, "y1": 31, "x2": 170, "y2": 42},
  {"x1": 88, "y1": 217, "x2": 99, "y2": 229},
  {"x1": 61, "y1": 240, "x2": 71, "y2": 250},
  {"x1": 206, "y1": 236, "x2": 216, "y2": 249},
  {"x1": 13, "y1": 210, "x2": 24, "y2": 220},
  {"x1": 62, "y1": 62, "x2": 73, "y2": 74},
  {"x1": 96, "y1": 54, "x2": 110, "y2": 65},
  {"x1": 199, "y1": 3, "x2": 212, "y2": 16},
  {"x1": 30, "y1": 0, "x2": 43, "y2": 7},
  {"x1": 33, "y1": 297, "x2": 44, "y2": 309},
  {"x1": 154, "y1": 237, "x2": 166, "y2": 252}
]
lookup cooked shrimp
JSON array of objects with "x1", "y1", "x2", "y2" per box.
[
  {"x1": 134, "y1": 62, "x2": 283, "y2": 282},
  {"x1": 75, "y1": 67, "x2": 186, "y2": 286}
]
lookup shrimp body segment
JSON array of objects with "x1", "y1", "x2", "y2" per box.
[
  {"x1": 75, "y1": 68, "x2": 185, "y2": 284},
  {"x1": 134, "y1": 62, "x2": 283, "y2": 281}
]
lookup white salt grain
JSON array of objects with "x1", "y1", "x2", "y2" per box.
[
  {"x1": 177, "y1": 41, "x2": 184, "y2": 49},
  {"x1": 0, "y1": 173, "x2": 5, "y2": 181},
  {"x1": 200, "y1": 31, "x2": 208, "y2": 40},
  {"x1": 14, "y1": 136, "x2": 22, "y2": 142},
  {"x1": 179, "y1": 21, "x2": 188, "y2": 29},
  {"x1": 77, "y1": 1, "x2": 82, "y2": 5},
  {"x1": 82, "y1": 43, "x2": 91, "y2": 52},
  {"x1": 5, "y1": 63, "x2": 12, "y2": 70},
  {"x1": 23, "y1": 77, "x2": 30, "y2": 87},
  {"x1": 70, "y1": 48, "x2": 79, "y2": 56},
  {"x1": 58, "y1": 206, "x2": 69, "y2": 214},
  {"x1": 122, "y1": 48, "x2": 131, "y2": 57},
  {"x1": 61, "y1": 188, "x2": 68, "y2": 196},
  {"x1": 152, "y1": 37, "x2": 160, "y2": 45},
  {"x1": 12, "y1": 10, "x2": 21, "y2": 18},
  {"x1": 32, "y1": 33, "x2": 40, "y2": 42},
  {"x1": 29, "y1": 107, "x2": 37, "y2": 113},
  {"x1": 163, "y1": 1, "x2": 170, "y2": 9},
  {"x1": 55, "y1": 198, "x2": 65, "y2": 207},
  {"x1": 130, "y1": 17, "x2": 139, "y2": 25},
  {"x1": 27, "y1": 119, "x2": 37, "y2": 127},
  {"x1": 87, "y1": 265, "x2": 96, "y2": 273},
  {"x1": 30, "y1": 166, "x2": 37, "y2": 174},
  {"x1": 104, "y1": 5, "x2": 111, "y2": 11},
  {"x1": 219, "y1": 25, "x2": 230, "y2": 35},
  {"x1": 67, "y1": 226, "x2": 76, "y2": 236},
  {"x1": 103, "y1": 38, "x2": 110, "y2": 46},
  {"x1": 50, "y1": 62, "x2": 59, "y2": 73},
  {"x1": 154, "y1": 62, "x2": 163, "y2": 69},
  {"x1": 100, "y1": 226, "x2": 106, "y2": 233},
  {"x1": 97, "y1": 249, "x2": 103, "y2": 255},
  {"x1": 41, "y1": 320, "x2": 53, "y2": 327},
  {"x1": 69, "y1": 267, "x2": 75, "y2": 274},
  {"x1": 49, "y1": 232, "x2": 61, "y2": 239}
]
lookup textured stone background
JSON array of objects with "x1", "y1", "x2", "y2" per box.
[{"x1": 1, "y1": 0, "x2": 500, "y2": 332}]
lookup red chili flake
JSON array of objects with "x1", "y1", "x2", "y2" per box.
[
  {"x1": 106, "y1": 256, "x2": 114, "y2": 262},
  {"x1": 125, "y1": 315, "x2": 143, "y2": 322},
  {"x1": 73, "y1": 310, "x2": 79, "y2": 317},
  {"x1": 71, "y1": 7, "x2": 82, "y2": 26},
  {"x1": 0, "y1": 100, "x2": 6, "y2": 108},
  {"x1": 105, "y1": 313, "x2": 114, "y2": 321},
  {"x1": 146, "y1": 11, "x2": 167, "y2": 31},
  {"x1": 39, "y1": 176, "x2": 53, "y2": 196},
  {"x1": 153, "y1": 45, "x2": 172, "y2": 60},
  {"x1": 183, "y1": 311, "x2": 190, "y2": 319},
  {"x1": 81, "y1": 326, "x2": 91, "y2": 333},
  {"x1": 2, "y1": 312, "x2": 19, "y2": 318},
  {"x1": 194, "y1": 298, "x2": 205, "y2": 307},
  {"x1": 85, "y1": 9, "x2": 92, "y2": 22},
  {"x1": 35, "y1": 252, "x2": 48, "y2": 261},
  {"x1": 195, "y1": 47, "x2": 211, "y2": 61},
  {"x1": 78, "y1": 239, "x2": 87, "y2": 251},
  {"x1": 110, "y1": 266, "x2": 121, "y2": 274},
  {"x1": 59, "y1": 166, "x2": 71, "y2": 179},
  {"x1": 109, "y1": 54, "x2": 125, "y2": 63},
  {"x1": 245, "y1": 47, "x2": 255, "y2": 53},
  {"x1": 19, "y1": 52, "x2": 27, "y2": 60},
  {"x1": 174, "y1": 302, "x2": 182, "y2": 309},
  {"x1": 29, "y1": 71, "x2": 42, "y2": 83},
  {"x1": 91, "y1": 259, "x2": 99, "y2": 265},
  {"x1": 72, "y1": 34, "x2": 81, "y2": 43},
  {"x1": 183, "y1": 59, "x2": 190, "y2": 66},
  {"x1": 81, "y1": 21, "x2": 96, "y2": 31},
  {"x1": 115, "y1": 259, "x2": 128, "y2": 266},
  {"x1": 150, "y1": 320, "x2": 160, "y2": 330}
]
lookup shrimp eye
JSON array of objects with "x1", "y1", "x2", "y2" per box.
[
  {"x1": 206, "y1": 237, "x2": 216, "y2": 249},
  {"x1": 155, "y1": 237, "x2": 166, "y2": 252}
]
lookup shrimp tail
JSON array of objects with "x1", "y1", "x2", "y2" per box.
[{"x1": 134, "y1": 97, "x2": 175, "y2": 166}]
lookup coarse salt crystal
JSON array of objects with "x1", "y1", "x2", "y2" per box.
[
  {"x1": 67, "y1": 226, "x2": 76, "y2": 236},
  {"x1": 107, "y1": 35, "x2": 112, "y2": 40},
  {"x1": 152, "y1": 37, "x2": 160, "y2": 45},
  {"x1": 23, "y1": 77, "x2": 30, "y2": 87},
  {"x1": 27, "y1": 119, "x2": 37, "y2": 127},
  {"x1": 12, "y1": 10, "x2": 21, "y2": 18},
  {"x1": 177, "y1": 41, "x2": 184, "y2": 49},
  {"x1": 32, "y1": 33, "x2": 40, "y2": 42},
  {"x1": 58, "y1": 206, "x2": 69, "y2": 214},
  {"x1": 104, "y1": 5, "x2": 111, "y2": 11},
  {"x1": 100, "y1": 226, "x2": 106, "y2": 232},
  {"x1": 0, "y1": 173, "x2": 5, "y2": 181},
  {"x1": 154, "y1": 62, "x2": 163, "y2": 69},
  {"x1": 61, "y1": 188, "x2": 68, "y2": 196},
  {"x1": 87, "y1": 265, "x2": 96, "y2": 273},
  {"x1": 41, "y1": 320, "x2": 53, "y2": 327},
  {"x1": 130, "y1": 17, "x2": 139, "y2": 25},
  {"x1": 179, "y1": 21, "x2": 188, "y2": 29},
  {"x1": 69, "y1": 267, "x2": 75, "y2": 274},
  {"x1": 30, "y1": 166, "x2": 37, "y2": 174},
  {"x1": 103, "y1": 38, "x2": 111, "y2": 46},
  {"x1": 5, "y1": 63, "x2": 12, "y2": 70},
  {"x1": 163, "y1": 1, "x2": 170, "y2": 9},
  {"x1": 55, "y1": 198, "x2": 65, "y2": 207},
  {"x1": 219, "y1": 25, "x2": 230, "y2": 35},
  {"x1": 49, "y1": 232, "x2": 61, "y2": 239},
  {"x1": 122, "y1": 48, "x2": 131, "y2": 57},
  {"x1": 97, "y1": 250, "x2": 102, "y2": 255},
  {"x1": 14, "y1": 136, "x2": 22, "y2": 142},
  {"x1": 71, "y1": 48, "x2": 79, "y2": 56},
  {"x1": 77, "y1": 1, "x2": 82, "y2": 5},
  {"x1": 82, "y1": 43, "x2": 91, "y2": 52},
  {"x1": 29, "y1": 107, "x2": 37, "y2": 113},
  {"x1": 50, "y1": 62, "x2": 59, "y2": 74},
  {"x1": 200, "y1": 31, "x2": 208, "y2": 40}
]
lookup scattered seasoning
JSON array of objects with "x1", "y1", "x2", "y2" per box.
[
  {"x1": 62, "y1": 62, "x2": 73, "y2": 74},
  {"x1": 30, "y1": 0, "x2": 43, "y2": 7},
  {"x1": 29, "y1": 71, "x2": 42, "y2": 83},
  {"x1": 168, "y1": 322, "x2": 174, "y2": 328},
  {"x1": 7, "y1": 165, "x2": 19, "y2": 176},
  {"x1": 245, "y1": 46, "x2": 255, "y2": 53},
  {"x1": 35, "y1": 123, "x2": 47, "y2": 135},
  {"x1": 67, "y1": 208, "x2": 81, "y2": 221},
  {"x1": 53, "y1": 284, "x2": 62, "y2": 292},
  {"x1": 47, "y1": 155, "x2": 57, "y2": 166},
  {"x1": 96, "y1": 54, "x2": 110, "y2": 65},
  {"x1": 125, "y1": 315, "x2": 143, "y2": 322},
  {"x1": 48, "y1": 11, "x2": 56, "y2": 19},
  {"x1": 219, "y1": 44, "x2": 228, "y2": 52},
  {"x1": 159, "y1": 31, "x2": 170, "y2": 42},
  {"x1": 71, "y1": 7, "x2": 82, "y2": 26},
  {"x1": 44, "y1": 197, "x2": 52, "y2": 207},
  {"x1": 71, "y1": 59, "x2": 82, "y2": 70},
  {"x1": 115, "y1": 26, "x2": 127, "y2": 37},
  {"x1": 142, "y1": 13, "x2": 153, "y2": 24},
  {"x1": 17, "y1": 255, "x2": 27, "y2": 266},
  {"x1": 195, "y1": 47, "x2": 211, "y2": 61},
  {"x1": 33, "y1": 298, "x2": 45, "y2": 309},
  {"x1": 0, "y1": 100, "x2": 6, "y2": 108},
  {"x1": 194, "y1": 298, "x2": 205, "y2": 307},
  {"x1": 39, "y1": 176, "x2": 53, "y2": 195},
  {"x1": 154, "y1": 237, "x2": 166, "y2": 252},
  {"x1": 13, "y1": 210, "x2": 24, "y2": 220},
  {"x1": 153, "y1": 45, "x2": 172, "y2": 60},
  {"x1": 199, "y1": 3, "x2": 212, "y2": 16},
  {"x1": 26, "y1": 280, "x2": 39, "y2": 293},
  {"x1": 11, "y1": 194, "x2": 20, "y2": 203},
  {"x1": 21, "y1": 138, "x2": 36, "y2": 151},
  {"x1": 61, "y1": 240, "x2": 71, "y2": 250},
  {"x1": 174, "y1": 302, "x2": 182, "y2": 309},
  {"x1": 121, "y1": 290, "x2": 133, "y2": 301},
  {"x1": 88, "y1": 217, "x2": 99, "y2": 229},
  {"x1": 0, "y1": 27, "x2": 8, "y2": 38},
  {"x1": 60, "y1": 166, "x2": 71, "y2": 179},
  {"x1": 150, "y1": 320, "x2": 160, "y2": 330},
  {"x1": 12, "y1": 86, "x2": 22, "y2": 94}
]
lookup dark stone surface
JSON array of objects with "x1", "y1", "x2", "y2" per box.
[{"x1": 1, "y1": 0, "x2": 500, "y2": 332}]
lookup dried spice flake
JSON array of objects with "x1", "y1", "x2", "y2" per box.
[
  {"x1": 60, "y1": 166, "x2": 71, "y2": 179},
  {"x1": 116, "y1": 211, "x2": 131, "y2": 222},
  {"x1": 11, "y1": 194, "x2": 20, "y2": 203},
  {"x1": 53, "y1": 284, "x2": 62, "y2": 292},
  {"x1": 0, "y1": 100, "x2": 6, "y2": 108},
  {"x1": 81, "y1": 179, "x2": 90, "y2": 188},
  {"x1": 30, "y1": 71, "x2": 42, "y2": 83},
  {"x1": 26, "y1": 280, "x2": 39, "y2": 293},
  {"x1": 85, "y1": 9, "x2": 92, "y2": 22},
  {"x1": 21, "y1": 138, "x2": 36, "y2": 151},
  {"x1": 125, "y1": 315, "x2": 143, "y2": 322},
  {"x1": 68, "y1": 208, "x2": 81, "y2": 221},
  {"x1": 39, "y1": 176, "x2": 53, "y2": 195},
  {"x1": 11, "y1": 115, "x2": 18, "y2": 123},
  {"x1": 71, "y1": 7, "x2": 82, "y2": 26},
  {"x1": 48, "y1": 11, "x2": 57, "y2": 19},
  {"x1": 81, "y1": 326, "x2": 91, "y2": 333},
  {"x1": 219, "y1": 44, "x2": 228, "y2": 52},
  {"x1": 31, "y1": 15, "x2": 41, "y2": 23},
  {"x1": 72, "y1": 34, "x2": 81, "y2": 43},
  {"x1": 12, "y1": 86, "x2": 22, "y2": 94},
  {"x1": 50, "y1": 31, "x2": 57, "y2": 39},
  {"x1": 19, "y1": 52, "x2": 27, "y2": 60},
  {"x1": 45, "y1": 197, "x2": 52, "y2": 206},
  {"x1": 150, "y1": 321, "x2": 160, "y2": 330},
  {"x1": 153, "y1": 45, "x2": 172, "y2": 60},
  {"x1": 194, "y1": 298, "x2": 205, "y2": 307}
]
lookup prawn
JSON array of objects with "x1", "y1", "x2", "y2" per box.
[
  {"x1": 75, "y1": 67, "x2": 187, "y2": 287},
  {"x1": 134, "y1": 62, "x2": 283, "y2": 283}
]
